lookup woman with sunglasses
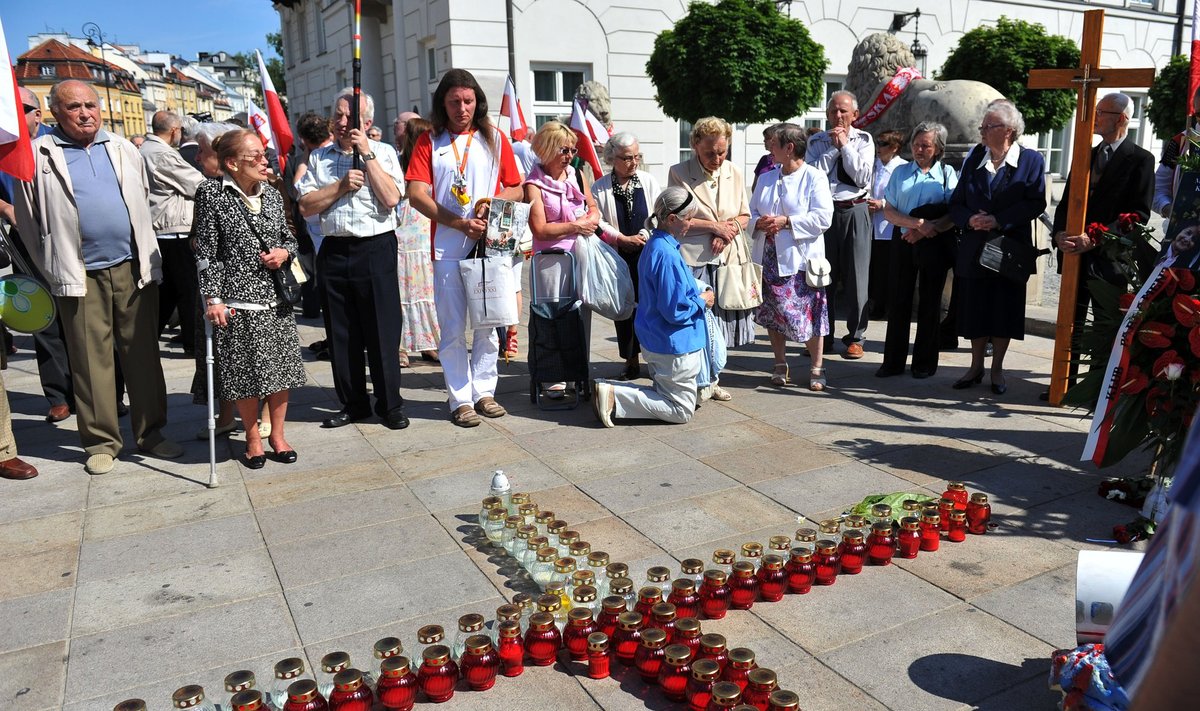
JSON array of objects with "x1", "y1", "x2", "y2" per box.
[
  {"x1": 194, "y1": 128, "x2": 306, "y2": 468},
  {"x1": 525, "y1": 121, "x2": 602, "y2": 397}
]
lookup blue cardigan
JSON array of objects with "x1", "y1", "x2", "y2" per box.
[{"x1": 634, "y1": 229, "x2": 708, "y2": 356}]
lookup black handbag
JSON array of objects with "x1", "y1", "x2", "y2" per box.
[
  {"x1": 907, "y1": 163, "x2": 957, "y2": 271},
  {"x1": 976, "y1": 231, "x2": 1049, "y2": 284},
  {"x1": 239, "y1": 206, "x2": 302, "y2": 305}
]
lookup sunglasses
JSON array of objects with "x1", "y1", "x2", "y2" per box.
[
  {"x1": 558, "y1": 147, "x2": 579, "y2": 156},
  {"x1": 23, "y1": 104, "x2": 39, "y2": 114}
]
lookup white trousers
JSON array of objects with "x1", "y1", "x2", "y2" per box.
[
  {"x1": 433, "y1": 259, "x2": 500, "y2": 410},
  {"x1": 611, "y1": 349, "x2": 703, "y2": 424}
]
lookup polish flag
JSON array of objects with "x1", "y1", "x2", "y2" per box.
[
  {"x1": 1191, "y1": 0, "x2": 1200, "y2": 116},
  {"x1": 569, "y1": 97, "x2": 609, "y2": 177},
  {"x1": 255, "y1": 49, "x2": 292, "y2": 173},
  {"x1": 0, "y1": 15, "x2": 33, "y2": 182},
  {"x1": 499, "y1": 76, "x2": 528, "y2": 142}
]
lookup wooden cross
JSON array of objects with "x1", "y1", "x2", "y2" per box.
[{"x1": 1027, "y1": 9, "x2": 1155, "y2": 406}]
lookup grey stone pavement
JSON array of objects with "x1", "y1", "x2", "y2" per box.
[{"x1": 0, "y1": 295, "x2": 1152, "y2": 711}]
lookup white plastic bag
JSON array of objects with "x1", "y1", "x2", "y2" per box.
[
  {"x1": 578, "y1": 235, "x2": 636, "y2": 321},
  {"x1": 459, "y1": 253, "x2": 519, "y2": 328}
]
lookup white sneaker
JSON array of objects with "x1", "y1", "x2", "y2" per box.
[
  {"x1": 592, "y1": 380, "x2": 615, "y2": 428},
  {"x1": 85, "y1": 453, "x2": 115, "y2": 475}
]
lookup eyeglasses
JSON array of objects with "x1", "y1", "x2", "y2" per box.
[
  {"x1": 1096, "y1": 109, "x2": 1125, "y2": 116},
  {"x1": 239, "y1": 153, "x2": 267, "y2": 163},
  {"x1": 22, "y1": 104, "x2": 38, "y2": 114},
  {"x1": 616, "y1": 154, "x2": 643, "y2": 163},
  {"x1": 558, "y1": 147, "x2": 579, "y2": 156},
  {"x1": 978, "y1": 123, "x2": 1005, "y2": 132}
]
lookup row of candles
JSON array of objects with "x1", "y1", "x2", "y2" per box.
[{"x1": 113, "y1": 478, "x2": 991, "y2": 710}]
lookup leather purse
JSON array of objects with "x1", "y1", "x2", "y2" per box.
[
  {"x1": 806, "y1": 256, "x2": 832, "y2": 288},
  {"x1": 977, "y1": 231, "x2": 1049, "y2": 284},
  {"x1": 714, "y1": 230, "x2": 763, "y2": 310}
]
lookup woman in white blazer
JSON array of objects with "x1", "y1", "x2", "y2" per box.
[
  {"x1": 749, "y1": 123, "x2": 834, "y2": 391},
  {"x1": 592, "y1": 132, "x2": 662, "y2": 380}
]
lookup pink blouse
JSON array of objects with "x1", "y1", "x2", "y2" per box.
[{"x1": 526, "y1": 164, "x2": 588, "y2": 251}]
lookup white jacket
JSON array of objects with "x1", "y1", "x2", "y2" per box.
[
  {"x1": 748, "y1": 163, "x2": 833, "y2": 278},
  {"x1": 591, "y1": 170, "x2": 662, "y2": 245}
]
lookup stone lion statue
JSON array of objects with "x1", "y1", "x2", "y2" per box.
[
  {"x1": 574, "y1": 80, "x2": 613, "y2": 129},
  {"x1": 846, "y1": 33, "x2": 1003, "y2": 166}
]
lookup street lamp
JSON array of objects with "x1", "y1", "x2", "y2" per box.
[
  {"x1": 889, "y1": 9, "x2": 928, "y2": 76},
  {"x1": 774, "y1": 0, "x2": 795, "y2": 18},
  {"x1": 82, "y1": 22, "x2": 115, "y2": 131}
]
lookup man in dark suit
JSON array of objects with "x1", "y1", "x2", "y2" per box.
[{"x1": 1052, "y1": 92, "x2": 1154, "y2": 389}]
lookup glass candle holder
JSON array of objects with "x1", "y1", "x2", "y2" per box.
[
  {"x1": 280, "y1": 680, "x2": 326, "y2": 711},
  {"x1": 416, "y1": 645, "x2": 457, "y2": 704},
  {"x1": 919, "y1": 513, "x2": 941, "y2": 552},
  {"x1": 766, "y1": 535, "x2": 790, "y2": 555},
  {"x1": 495, "y1": 620, "x2": 524, "y2": 678},
  {"x1": 602, "y1": 561, "x2": 630, "y2": 599},
  {"x1": 697, "y1": 633, "x2": 729, "y2": 671},
  {"x1": 943, "y1": 481, "x2": 969, "y2": 507},
  {"x1": 478, "y1": 496, "x2": 503, "y2": 527},
  {"x1": 563, "y1": 607, "x2": 599, "y2": 661},
  {"x1": 537, "y1": 593, "x2": 566, "y2": 630},
  {"x1": 513, "y1": 593, "x2": 535, "y2": 631},
  {"x1": 587, "y1": 551, "x2": 610, "y2": 575},
  {"x1": 569, "y1": 540, "x2": 592, "y2": 559},
  {"x1": 452, "y1": 613, "x2": 486, "y2": 661},
  {"x1": 739, "y1": 542, "x2": 764, "y2": 570},
  {"x1": 547, "y1": 520, "x2": 568, "y2": 552},
  {"x1": 870, "y1": 503, "x2": 893, "y2": 529},
  {"x1": 609, "y1": 577, "x2": 636, "y2": 611},
  {"x1": 225, "y1": 670, "x2": 256, "y2": 699},
  {"x1": 643, "y1": 565, "x2": 674, "y2": 598},
  {"x1": 551, "y1": 557, "x2": 578, "y2": 588},
  {"x1": 613, "y1": 611, "x2": 644, "y2": 666},
  {"x1": 318, "y1": 652, "x2": 351, "y2": 700},
  {"x1": 634, "y1": 628, "x2": 668, "y2": 684},
  {"x1": 794, "y1": 528, "x2": 818, "y2": 545},
  {"x1": 557, "y1": 530, "x2": 581, "y2": 558},
  {"x1": 271, "y1": 657, "x2": 310, "y2": 710},
  {"x1": 545, "y1": 581, "x2": 571, "y2": 623},
  {"x1": 509, "y1": 492, "x2": 530, "y2": 516},
  {"x1": 755, "y1": 555, "x2": 787, "y2": 602},
  {"x1": 785, "y1": 547, "x2": 815, "y2": 594},
  {"x1": 948, "y1": 510, "x2": 968, "y2": 542},
  {"x1": 674, "y1": 616, "x2": 703, "y2": 658},
  {"x1": 491, "y1": 604, "x2": 522, "y2": 643},
  {"x1": 687, "y1": 658, "x2": 722, "y2": 711},
  {"x1": 534, "y1": 510, "x2": 556, "y2": 537},
  {"x1": 742, "y1": 668, "x2": 777, "y2": 710},
  {"x1": 531, "y1": 547, "x2": 559, "y2": 588},
  {"x1": 707, "y1": 680, "x2": 744, "y2": 710},
  {"x1": 700, "y1": 569, "x2": 732, "y2": 619},
  {"x1": 501, "y1": 515, "x2": 522, "y2": 553},
  {"x1": 648, "y1": 602, "x2": 678, "y2": 643},
  {"x1": 416, "y1": 624, "x2": 445, "y2": 661},
  {"x1": 459, "y1": 635, "x2": 500, "y2": 691},
  {"x1": 766, "y1": 689, "x2": 801, "y2": 711},
  {"x1": 572, "y1": 583, "x2": 599, "y2": 615},
  {"x1": 867, "y1": 521, "x2": 896, "y2": 566},
  {"x1": 680, "y1": 558, "x2": 706, "y2": 585},
  {"x1": 814, "y1": 540, "x2": 841, "y2": 586},
  {"x1": 521, "y1": 536, "x2": 549, "y2": 571},
  {"x1": 373, "y1": 637, "x2": 403, "y2": 667},
  {"x1": 902, "y1": 498, "x2": 923, "y2": 519},
  {"x1": 172, "y1": 686, "x2": 218, "y2": 711},
  {"x1": 721, "y1": 648, "x2": 757, "y2": 692},
  {"x1": 668, "y1": 578, "x2": 701, "y2": 620},
  {"x1": 376, "y1": 656, "x2": 417, "y2": 711},
  {"x1": 587, "y1": 632, "x2": 611, "y2": 679},
  {"x1": 658, "y1": 643, "x2": 694, "y2": 701},
  {"x1": 524, "y1": 611, "x2": 563, "y2": 666},
  {"x1": 967, "y1": 493, "x2": 991, "y2": 534},
  {"x1": 597, "y1": 595, "x2": 626, "y2": 638},
  {"x1": 517, "y1": 502, "x2": 538, "y2": 526},
  {"x1": 712, "y1": 549, "x2": 736, "y2": 575},
  {"x1": 896, "y1": 517, "x2": 921, "y2": 559},
  {"x1": 484, "y1": 508, "x2": 507, "y2": 546},
  {"x1": 329, "y1": 669, "x2": 373, "y2": 711},
  {"x1": 229, "y1": 690, "x2": 265, "y2": 711},
  {"x1": 937, "y1": 497, "x2": 956, "y2": 531},
  {"x1": 729, "y1": 561, "x2": 759, "y2": 610},
  {"x1": 570, "y1": 569, "x2": 597, "y2": 596},
  {"x1": 635, "y1": 586, "x2": 663, "y2": 617}
]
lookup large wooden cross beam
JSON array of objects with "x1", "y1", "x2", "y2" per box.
[{"x1": 1027, "y1": 9, "x2": 1155, "y2": 406}]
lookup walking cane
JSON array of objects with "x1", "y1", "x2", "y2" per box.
[{"x1": 197, "y1": 257, "x2": 219, "y2": 488}]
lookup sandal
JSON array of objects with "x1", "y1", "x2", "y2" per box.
[
  {"x1": 474, "y1": 396, "x2": 507, "y2": 418},
  {"x1": 504, "y1": 328, "x2": 519, "y2": 362},
  {"x1": 809, "y1": 367, "x2": 827, "y2": 392},
  {"x1": 710, "y1": 383, "x2": 732, "y2": 401},
  {"x1": 451, "y1": 404, "x2": 482, "y2": 428},
  {"x1": 398, "y1": 350, "x2": 411, "y2": 368},
  {"x1": 770, "y1": 363, "x2": 789, "y2": 387}
]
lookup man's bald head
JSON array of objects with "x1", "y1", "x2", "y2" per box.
[
  {"x1": 18, "y1": 87, "x2": 42, "y2": 136},
  {"x1": 18, "y1": 87, "x2": 38, "y2": 109},
  {"x1": 49, "y1": 80, "x2": 102, "y2": 146},
  {"x1": 151, "y1": 111, "x2": 183, "y2": 145}
]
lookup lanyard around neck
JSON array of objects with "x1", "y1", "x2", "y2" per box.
[{"x1": 450, "y1": 132, "x2": 473, "y2": 175}]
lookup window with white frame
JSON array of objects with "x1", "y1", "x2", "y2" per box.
[
  {"x1": 296, "y1": 4, "x2": 310, "y2": 61},
  {"x1": 315, "y1": 5, "x2": 327, "y2": 55},
  {"x1": 678, "y1": 120, "x2": 693, "y2": 164},
  {"x1": 1126, "y1": 93, "x2": 1147, "y2": 147},
  {"x1": 531, "y1": 65, "x2": 588, "y2": 128},
  {"x1": 1034, "y1": 125, "x2": 1070, "y2": 176}
]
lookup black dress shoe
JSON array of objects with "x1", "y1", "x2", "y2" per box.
[
  {"x1": 1039, "y1": 389, "x2": 1051, "y2": 401},
  {"x1": 271, "y1": 449, "x2": 298, "y2": 464},
  {"x1": 322, "y1": 410, "x2": 369, "y2": 428},
  {"x1": 384, "y1": 410, "x2": 410, "y2": 430},
  {"x1": 912, "y1": 370, "x2": 934, "y2": 379},
  {"x1": 952, "y1": 372, "x2": 984, "y2": 389},
  {"x1": 241, "y1": 453, "x2": 266, "y2": 469},
  {"x1": 875, "y1": 366, "x2": 903, "y2": 378},
  {"x1": 991, "y1": 378, "x2": 1007, "y2": 395}
]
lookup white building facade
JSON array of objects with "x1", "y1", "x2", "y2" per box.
[{"x1": 273, "y1": 0, "x2": 1186, "y2": 183}]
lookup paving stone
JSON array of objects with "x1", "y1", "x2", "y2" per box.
[
  {"x1": 83, "y1": 483, "x2": 250, "y2": 542},
  {"x1": 77, "y1": 513, "x2": 263, "y2": 582},
  {"x1": 0, "y1": 511, "x2": 82, "y2": 559},
  {"x1": 86, "y1": 461, "x2": 242, "y2": 508},
  {"x1": 921, "y1": 457, "x2": 1103, "y2": 521},
  {"x1": 65, "y1": 595, "x2": 299, "y2": 701},
  {"x1": 0, "y1": 545, "x2": 79, "y2": 602},
  {"x1": 569, "y1": 515, "x2": 667, "y2": 566},
  {"x1": 972, "y1": 671, "x2": 1061, "y2": 710},
  {"x1": 369, "y1": 414, "x2": 505, "y2": 458},
  {"x1": 408, "y1": 459, "x2": 569, "y2": 513},
  {"x1": 271, "y1": 514, "x2": 458, "y2": 589},
  {"x1": 690, "y1": 608, "x2": 810, "y2": 676},
  {"x1": 819, "y1": 605, "x2": 1053, "y2": 711},
  {"x1": 0, "y1": 640, "x2": 66, "y2": 711},
  {"x1": 0, "y1": 470, "x2": 88, "y2": 526},
  {"x1": 627, "y1": 396, "x2": 752, "y2": 435},
  {"x1": 751, "y1": 460, "x2": 920, "y2": 519},
  {"x1": 652, "y1": 419, "x2": 795, "y2": 461},
  {"x1": 623, "y1": 488, "x2": 799, "y2": 554},
  {"x1": 72, "y1": 548, "x2": 280, "y2": 636},
  {"x1": 518, "y1": 483, "x2": 613, "y2": 526},
  {"x1": 700, "y1": 436, "x2": 854, "y2": 484},
  {"x1": 236, "y1": 430, "x2": 394, "y2": 479},
  {"x1": 753, "y1": 565, "x2": 961, "y2": 654},
  {"x1": 579, "y1": 459, "x2": 738, "y2": 515},
  {"x1": 256, "y1": 484, "x2": 426, "y2": 545},
  {"x1": 538, "y1": 435, "x2": 688, "y2": 484},
  {"x1": 243, "y1": 460, "x2": 400, "y2": 509},
  {"x1": 0, "y1": 588, "x2": 73, "y2": 654},
  {"x1": 384, "y1": 437, "x2": 534, "y2": 482},
  {"x1": 1016, "y1": 489, "x2": 1150, "y2": 552},
  {"x1": 854, "y1": 439, "x2": 1005, "y2": 488},
  {"x1": 972, "y1": 564, "x2": 1077, "y2": 650}
]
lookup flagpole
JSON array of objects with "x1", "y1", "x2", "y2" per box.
[{"x1": 351, "y1": 0, "x2": 362, "y2": 170}]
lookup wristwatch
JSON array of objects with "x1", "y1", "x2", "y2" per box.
[{"x1": 362, "y1": 152, "x2": 377, "y2": 161}]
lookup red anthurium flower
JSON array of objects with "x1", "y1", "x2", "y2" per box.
[
  {"x1": 1118, "y1": 292, "x2": 1136, "y2": 312},
  {"x1": 1153, "y1": 350, "x2": 1186, "y2": 380},
  {"x1": 1138, "y1": 321, "x2": 1177, "y2": 349},
  {"x1": 1146, "y1": 386, "x2": 1174, "y2": 416},
  {"x1": 1190, "y1": 327, "x2": 1200, "y2": 359},
  {"x1": 1120, "y1": 365, "x2": 1150, "y2": 395},
  {"x1": 1175, "y1": 268, "x2": 1197, "y2": 292},
  {"x1": 1173, "y1": 294, "x2": 1200, "y2": 327},
  {"x1": 1086, "y1": 222, "x2": 1110, "y2": 241},
  {"x1": 1117, "y1": 213, "x2": 1141, "y2": 232}
]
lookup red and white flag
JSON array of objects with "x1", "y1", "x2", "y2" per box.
[
  {"x1": 568, "y1": 98, "x2": 609, "y2": 177},
  {"x1": 0, "y1": 14, "x2": 34, "y2": 182},
  {"x1": 1190, "y1": 0, "x2": 1200, "y2": 116},
  {"x1": 255, "y1": 49, "x2": 292, "y2": 173},
  {"x1": 499, "y1": 76, "x2": 528, "y2": 142}
]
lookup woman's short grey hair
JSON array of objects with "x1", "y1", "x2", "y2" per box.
[
  {"x1": 333, "y1": 87, "x2": 375, "y2": 123},
  {"x1": 774, "y1": 123, "x2": 807, "y2": 160},
  {"x1": 194, "y1": 121, "x2": 240, "y2": 147},
  {"x1": 986, "y1": 99, "x2": 1025, "y2": 140},
  {"x1": 646, "y1": 186, "x2": 699, "y2": 232},
  {"x1": 910, "y1": 122, "x2": 948, "y2": 157},
  {"x1": 762, "y1": 123, "x2": 785, "y2": 140},
  {"x1": 602, "y1": 131, "x2": 639, "y2": 166}
]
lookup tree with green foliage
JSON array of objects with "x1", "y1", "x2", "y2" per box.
[
  {"x1": 1147, "y1": 54, "x2": 1189, "y2": 141},
  {"x1": 265, "y1": 32, "x2": 287, "y2": 98},
  {"x1": 937, "y1": 16, "x2": 1079, "y2": 135},
  {"x1": 646, "y1": 0, "x2": 826, "y2": 123}
]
